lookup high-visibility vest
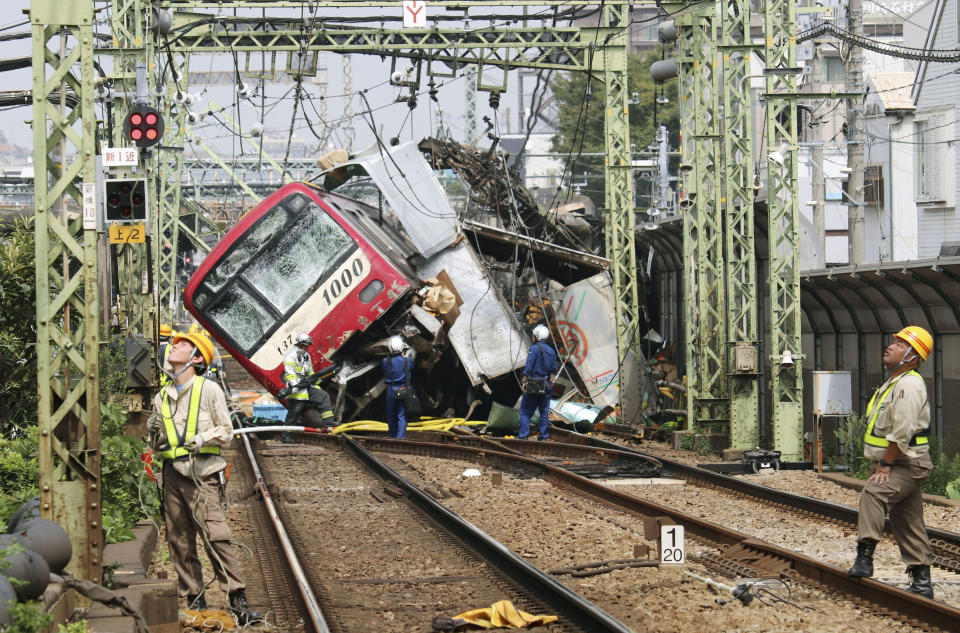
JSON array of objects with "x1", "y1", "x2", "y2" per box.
[
  {"x1": 283, "y1": 348, "x2": 312, "y2": 400},
  {"x1": 158, "y1": 377, "x2": 221, "y2": 460},
  {"x1": 159, "y1": 343, "x2": 172, "y2": 387},
  {"x1": 863, "y1": 370, "x2": 929, "y2": 448}
]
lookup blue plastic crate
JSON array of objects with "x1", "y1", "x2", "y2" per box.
[{"x1": 253, "y1": 403, "x2": 288, "y2": 423}]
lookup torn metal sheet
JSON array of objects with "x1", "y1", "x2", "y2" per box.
[
  {"x1": 334, "y1": 141, "x2": 459, "y2": 258},
  {"x1": 418, "y1": 241, "x2": 528, "y2": 385},
  {"x1": 460, "y1": 218, "x2": 609, "y2": 271},
  {"x1": 556, "y1": 273, "x2": 651, "y2": 424}
]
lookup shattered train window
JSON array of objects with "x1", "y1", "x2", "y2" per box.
[
  {"x1": 205, "y1": 287, "x2": 274, "y2": 353},
  {"x1": 241, "y1": 202, "x2": 354, "y2": 314},
  {"x1": 204, "y1": 208, "x2": 289, "y2": 292}
]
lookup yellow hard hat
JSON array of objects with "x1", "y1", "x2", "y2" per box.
[
  {"x1": 159, "y1": 323, "x2": 172, "y2": 337},
  {"x1": 188, "y1": 323, "x2": 201, "y2": 335},
  {"x1": 895, "y1": 326, "x2": 933, "y2": 361},
  {"x1": 173, "y1": 331, "x2": 215, "y2": 365}
]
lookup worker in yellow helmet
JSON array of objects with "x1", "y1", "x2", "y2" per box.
[
  {"x1": 158, "y1": 324, "x2": 175, "y2": 387},
  {"x1": 147, "y1": 331, "x2": 261, "y2": 623},
  {"x1": 848, "y1": 326, "x2": 934, "y2": 599}
]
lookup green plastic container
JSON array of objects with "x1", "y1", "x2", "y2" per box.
[{"x1": 485, "y1": 401, "x2": 521, "y2": 435}]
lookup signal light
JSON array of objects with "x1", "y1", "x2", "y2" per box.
[
  {"x1": 123, "y1": 105, "x2": 164, "y2": 149},
  {"x1": 104, "y1": 178, "x2": 148, "y2": 222}
]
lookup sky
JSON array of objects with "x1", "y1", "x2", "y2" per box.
[{"x1": 1, "y1": 1, "x2": 554, "y2": 164}]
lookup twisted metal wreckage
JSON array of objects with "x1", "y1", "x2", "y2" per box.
[{"x1": 256, "y1": 136, "x2": 664, "y2": 427}]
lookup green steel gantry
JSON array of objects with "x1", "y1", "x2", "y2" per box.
[
  {"x1": 667, "y1": 0, "x2": 802, "y2": 459},
  {"x1": 31, "y1": 0, "x2": 101, "y2": 581}
]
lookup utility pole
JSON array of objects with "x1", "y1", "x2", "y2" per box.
[
  {"x1": 811, "y1": 44, "x2": 826, "y2": 268},
  {"x1": 846, "y1": 0, "x2": 865, "y2": 264}
]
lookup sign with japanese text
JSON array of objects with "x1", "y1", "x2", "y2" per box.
[{"x1": 102, "y1": 147, "x2": 139, "y2": 168}]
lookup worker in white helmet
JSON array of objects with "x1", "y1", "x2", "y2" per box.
[
  {"x1": 518, "y1": 324, "x2": 559, "y2": 440},
  {"x1": 381, "y1": 335, "x2": 413, "y2": 439}
]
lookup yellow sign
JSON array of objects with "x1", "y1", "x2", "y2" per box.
[{"x1": 108, "y1": 223, "x2": 146, "y2": 244}]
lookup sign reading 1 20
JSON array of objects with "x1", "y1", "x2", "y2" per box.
[{"x1": 321, "y1": 255, "x2": 366, "y2": 306}]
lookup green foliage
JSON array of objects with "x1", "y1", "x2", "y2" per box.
[
  {"x1": 0, "y1": 428, "x2": 39, "y2": 526},
  {"x1": 58, "y1": 621, "x2": 88, "y2": 633},
  {"x1": 835, "y1": 415, "x2": 871, "y2": 479},
  {"x1": 550, "y1": 49, "x2": 680, "y2": 210},
  {"x1": 6, "y1": 601, "x2": 53, "y2": 633},
  {"x1": 947, "y1": 477, "x2": 960, "y2": 500},
  {"x1": 924, "y1": 439, "x2": 960, "y2": 497},
  {"x1": 837, "y1": 416, "x2": 960, "y2": 497},
  {"x1": 99, "y1": 405, "x2": 159, "y2": 545},
  {"x1": 0, "y1": 218, "x2": 38, "y2": 437}
]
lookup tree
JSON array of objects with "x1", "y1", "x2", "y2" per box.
[
  {"x1": 550, "y1": 49, "x2": 680, "y2": 211},
  {"x1": 0, "y1": 218, "x2": 38, "y2": 436}
]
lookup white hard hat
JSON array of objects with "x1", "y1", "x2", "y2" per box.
[
  {"x1": 388, "y1": 336, "x2": 404, "y2": 354},
  {"x1": 533, "y1": 325, "x2": 550, "y2": 341},
  {"x1": 296, "y1": 333, "x2": 313, "y2": 347}
]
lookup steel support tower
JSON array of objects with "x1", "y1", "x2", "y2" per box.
[
  {"x1": 676, "y1": 7, "x2": 728, "y2": 429},
  {"x1": 721, "y1": 0, "x2": 760, "y2": 448},
  {"x1": 31, "y1": 0, "x2": 101, "y2": 581},
  {"x1": 764, "y1": 0, "x2": 804, "y2": 460}
]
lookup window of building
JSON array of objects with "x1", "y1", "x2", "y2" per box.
[
  {"x1": 823, "y1": 57, "x2": 845, "y2": 83},
  {"x1": 863, "y1": 165, "x2": 884, "y2": 206},
  {"x1": 915, "y1": 119, "x2": 944, "y2": 203}
]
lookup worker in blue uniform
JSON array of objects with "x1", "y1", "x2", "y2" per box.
[
  {"x1": 518, "y1": 324, "x2": 559, "y2": 441},
  {"x1": 382, "y1": 335, "x2": 413, "y2": 439}
]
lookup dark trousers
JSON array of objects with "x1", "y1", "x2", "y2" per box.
[
  {"x1": 518, "y1": 393, "x2": 550, "y2": 440},
  {"x1": 385, "y1": 385, "x2": 407, "y2": 438},
  {"x1": 285, "y1": 399, "x2": 310, "y2": 426}
]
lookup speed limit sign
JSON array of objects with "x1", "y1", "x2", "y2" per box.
[{"x1": 660, "y1": 524, "x2": 686, "y2": 565}]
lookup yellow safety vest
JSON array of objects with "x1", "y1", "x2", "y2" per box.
[
  {"x1": 283, "y1": 349, "x2": 312, "y2": 401},
  {"x1": 158, "y1": 377, "x2": 221, "y2": 460},
  {"x1": 863, "y1": 370, "x2": 929, "y2": 448},
  {"x1": 159, "y1": 343, "x2": 172, "y2": 387}
]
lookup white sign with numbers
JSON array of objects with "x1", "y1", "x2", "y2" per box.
[
  {"x1": 660, "y1": 524, "x2": 685, "y2": 565},
  {"x1": 102, "y1": 147, "x2": 139, "y2": 167}
]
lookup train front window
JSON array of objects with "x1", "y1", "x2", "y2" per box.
[
  {"x1": 242, "y1": 205, "x2": 353, "y2": 314},
  {"x1": 206, "y1": 208, "x2": 289, "y2": 292},
  {"x1": 204, "y1": 286, "x2": 275, "y2": 352},
  {"x1": 196, "y1": 192, "x2": 357, "y2": 355}
]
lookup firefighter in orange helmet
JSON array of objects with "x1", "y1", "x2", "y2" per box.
[{"x1": 848, "y1": 326, "x2": 935, "y2": 599}]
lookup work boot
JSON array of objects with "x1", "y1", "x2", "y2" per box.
[
  {"x1": 186, "y1": 593, "x2": 207, "y2": 611},
  {"x1": 848, "y1": 539, "x2": 877, "y2": 577},
  {"x1": 281, "y1": 431, "x2": 296, "y2": 444},
  {"x1": 906, "y1": 565, "x2": 934, "y2": 598},
  {"x1": 229, "y1": 589, "x2": 262, "y2": 625}
]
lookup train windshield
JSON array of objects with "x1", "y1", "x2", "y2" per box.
[{"x1": 191, "y1": 191, "x2": 356, "y2": 354}]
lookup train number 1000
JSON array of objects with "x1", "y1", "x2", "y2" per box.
[{"x1": 322, "y1": 256, "x2": 365, "y2": 306}]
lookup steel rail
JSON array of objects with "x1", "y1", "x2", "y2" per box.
[
  {"x1": 545, "y1": 427, "x2": 960, "y2": 551},
  {"x1": 234, "y1": 425, "x2": 332, "y2": 633},
  {"x1": 345, "y1": 434, "x2": 960, "y2": 632},
  {"x1": 338, "y1": 433, "x2": 634, "y2": 633}
]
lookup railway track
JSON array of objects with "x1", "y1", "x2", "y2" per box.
[
  {"x1": 541, "y1": 427, "x2": 960, "y2": 576},
  {"x1": 337, "y1": 432, "x2": 960, "y2": 632},
  {"x1": 231, "y1": 427, "x2": 633, "y2": 633}
]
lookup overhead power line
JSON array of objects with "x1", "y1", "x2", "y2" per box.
[{"x1": 798, "y1": 21, "x2": 960, "y2": 62}]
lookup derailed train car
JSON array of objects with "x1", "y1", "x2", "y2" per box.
[{"x1": 184, "y1": 138, "x2": 659, "y2": 424}]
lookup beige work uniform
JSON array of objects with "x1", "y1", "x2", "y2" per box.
[
  {"x1": 150, "y1": 374, "x2": 245, "y2": 597},
  {"x1": 858, "y1": 371, "x2": 933, "y2": 567}
]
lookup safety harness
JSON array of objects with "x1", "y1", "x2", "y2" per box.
[
  {"x1": 863, "y1": 370, "x2": 929, "y2": 448},
  {"x1": 158, "y1": 377, "x2": 221, "y2": 460}
]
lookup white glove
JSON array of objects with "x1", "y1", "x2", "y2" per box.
[{"x1": 183, "y1": 434, "x2": 205, "y2": 453}]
